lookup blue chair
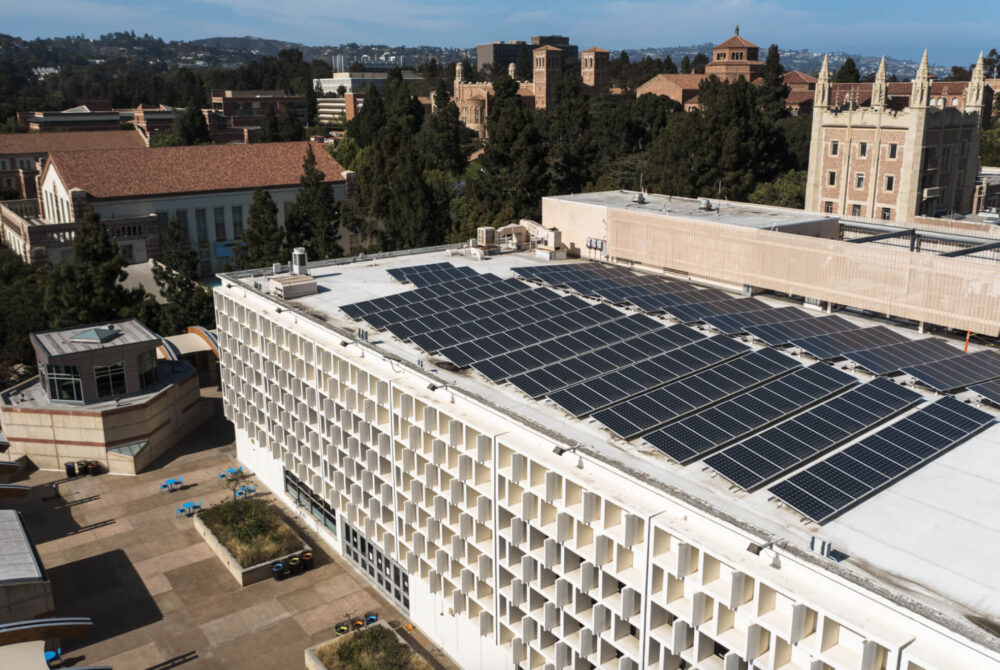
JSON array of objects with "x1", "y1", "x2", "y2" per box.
[
  {"x1": 176, "y1": 507, "x2": 184, "y2": 519},
  {"x1": 45, "y1": 647, "x2": 61, "y2": 666},
  {"x1": 235, "y1": 489, "x2": 245, "y2": 500},
  {"x1": 176, "y1": 476, "x2": 183, "y2": 486},
  {"x1": 218, "y1": 472, "x2": 226, "y2": 480},
  {"x1": 160, "y1": 483, "x2": 169, "y2": 492}
]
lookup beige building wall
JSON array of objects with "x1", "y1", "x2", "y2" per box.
[{"x1": 1, "y1": 371, "x2": 210, "y2": 474}]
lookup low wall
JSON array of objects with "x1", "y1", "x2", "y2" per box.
[
  {"x1": 193, "y1": 510, "x2": 310, "y2": 587},
  {"x1": 304, "y1": 621, "x2": 402, "y2": 670}
]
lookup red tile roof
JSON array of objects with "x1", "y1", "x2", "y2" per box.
[
  {"x1": 783, "y1": 70, "x2": 818, "y2": 85},
  {"x1": 715, "y1": 34, "x2": 758, "y2": 49},
  {"x1": 0, "y1": 130, "x2": 147, "y2": 156},
  {"x1": 638, "y1": 74, "x2": 706, "y2": 92},
  {"x1": 46, "y1": 141, "x2": 346, "y2": 200}
]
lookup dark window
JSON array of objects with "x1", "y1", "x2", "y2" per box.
[
  {"x1": 94, "y1": 361, "x2": 126, "y2": 398},
  {"x1": 824, "y1": 201, "x2": 834, "y2": 214},
  {"x1": 195, "y1": 209, "x2": 208, "y2": 241},
  {"x1": 830, "y1": 141, "x2": 839, "y2": 156},
  {"x1": 827, "y1": 171, "x2": 836, "y2": 186},
  {"x1": 852, "y1": 204, "x2": 862, "y2": 216},
  {"x1": 174, "y1": 210, "x2": 189, "y2": 239},
  {"x1": 858, "y1": 142, "x2": 868, "y2": 157},
  {"x1": 888, "y1": 143, "x2": 898, "y2": 159},
  {"x1": 885, "y1": 175, "x2": 895, "y2": 192},
  {"x1": 47, "y1": 364, "x2": 83, "y2": 402},
  {"x1": 881, "y1": 207, "x2": 892, "y2": 220},
  {"x1": 283, "y1": 468, "x2": 337, "y2": 536},
  {"x1": 232, "y1": 205, "x2": 244, "y2": 239},
  {"x1": 214, "y1": 207, "x2": 227, "y2": 241}
]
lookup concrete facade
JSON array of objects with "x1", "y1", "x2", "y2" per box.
[
  {"x1": 805, "y1": 53, "x2": 989, "y2": 221},
  {"x1": 214, "y1": 251, "x2": 1000, "y2": 670}
]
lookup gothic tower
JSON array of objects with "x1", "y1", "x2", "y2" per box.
[
  {"x1": 911, "y1": 49, "x2": 930, "y2": 108},
  {"x1": 532, "y1": 45, "x2": 562, "y2": 110},
  {"x1": 871, "y1": 56, "x2": 888, "y2": 111},
  {"x1": 581, "y1": 47, "x2": 610, "y2": 94}
]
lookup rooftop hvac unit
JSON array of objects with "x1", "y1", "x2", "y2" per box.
[
  {"x1": 291, "y1": 247, "x2": 309, "y2": 275},
  {"x1": 477, "y1": 226, "x2": 496, "y2": 246}
]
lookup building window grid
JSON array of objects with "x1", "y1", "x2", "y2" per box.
[
  {"x1": 232, "y1": 205, "x2": 244, "y2": 240},
  {"x1": 94, "y1": 361, "x2": 127, "y2": 399},
  {"x1": 195, "y1": 208, "x2": 209, "y2": 242},
  {"x1": 215, "y1": 302, "x2": 900, "y2": 669},
  {"x1": 46, "y1": 364, "x2": 84, "y2": 402},
  {"x1": 138, "y1": 350, "x2": 157, "y2": 388}
]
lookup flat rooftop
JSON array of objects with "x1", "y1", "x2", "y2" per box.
[
  {"x1": 227, "y1": 248, "x2": 1000, "y2": 645},
  {"x1": 31, "y1": 318, "x2": 161, "y2": 358},
  {"x1": 0, "y1": 510, "x2": 43, "y2": 584},
  {"x1": 544, "y1": 191, "x2": 836, "y2": 230}
]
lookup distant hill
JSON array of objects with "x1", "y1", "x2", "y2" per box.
[{"x1": 188, "y1": 36, "x2": 305, "y2": 57}]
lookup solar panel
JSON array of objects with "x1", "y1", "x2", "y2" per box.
[
  {"x1": 643, "y1": 363, "x2": 857, "y2": 464},
  {"x1": 704, "y1": 377, "x2": 922, "y2": 490},
  {"x1": 901, "y1": 350, "x2": 1000, "y2": 392},
  {"x1": 549, "y1": 335, "x2": 749, "y2": 418},
  {"x1": 842, "y1": 338, "x2": 961, "y2": 376},
  {"x1": 701, "y1": 306, "x2": 812, "y2": 336},
  {"x1": 665, "y1": 297, "x2": 771, "y2": 324},
  {"x1": 591, "y1": 348, "x2": 799, "y2": 439},
  {"x1": 768, "y1": 396, "x2": 996, "y2": 523},
  {"x1": 790, "y1": 326, "x2": 910, "y2": 361},
  {"x1": 746, "y1": 315, "x2": 859, "y2": 346},
  {"x1": 970, "y1": 380, "x2": 1000, "y2": 407}
]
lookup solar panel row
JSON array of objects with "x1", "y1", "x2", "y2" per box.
[
  {"x1": 591, "y1": 348, "x2": 800, "y2": 440},
  {"x1": 843, "y1": 337, "x2": 961, "y2": 376},
  {"x1": 548, "y1": 335, "x2": 749, "y2": 418},
  {"x1": 970, "y1": 380, "x2": 1000, "y2": 407},
  {"x1": 507, "y1": 324, "x2": 704, "y2": 398},
  {"x1": 702, "y1": 306, "x2": 812, "y2": 336},
  {"x1": 387, "y1": 262, "x2": 478, "y2": 287},
  {"x1": 769, "y1": 396, "x2": 995, "y2": 523},
  {"x1": 746, "y1": 315, "x2": 859, "y2": 346},
  {"x1": 902, "y1": 350, "x2": 1000, "y2": 392},
  {"x1": 704, "y1": 377, "x2": 922, "y2": 491},
  {"x1": 340, "y1": 273, "x2": 503, "y2": 321},
  {"x1": 643, "y1": 363, "x2": 857, "y2": 464},
  {"x1": 790, "y1": 326, "x2": 909, "y2": 361}
]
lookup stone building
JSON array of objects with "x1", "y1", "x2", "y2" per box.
[
  {"x1": 805, "y1": 52, "x2": 991, "y2": 221},
  {"x1": 453, "y1": 45, "x2": 609, "y2": 138},
  {"x1": 0, "y1": 319, "x2": 211, "y2": 475}
]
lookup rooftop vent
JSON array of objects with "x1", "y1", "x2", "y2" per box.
[
  {"x1": 71, "y1": 327, "x2": 120, "y2": 344},
  {"x1": 699, "y1": 198, "x2": 714, "y2": 211},
  {"x1": 632, "y1": 191, "x2": 646, "y2": 204},
  {"x1": 291, "y1": 247, "x2": 309, "y2": 276}
]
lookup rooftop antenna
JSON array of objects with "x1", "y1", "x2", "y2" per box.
[{"x1": 632, "y1": 173, "x2": 646, "y2": 204}]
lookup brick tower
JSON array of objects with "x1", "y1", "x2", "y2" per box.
[
  {"x1": 532, "y1": 45, "x2": 562, "y2": 110},
  {"x1": 581, "y1": 47, "x2": 610, "y2": 94}
]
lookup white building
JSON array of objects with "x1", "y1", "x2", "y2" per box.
[
  {"x1": 313, "y1": 71, "x2": 426, "y2": 96},
  {"x1": 215, "y1": 246, "x2": 1000, "y2": 670},
  {"x1": 35, "y1": 142, "x2": 351, "y2": 275}
]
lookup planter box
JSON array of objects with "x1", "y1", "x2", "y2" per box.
[
  {"x1": 193, "y1": 511, "x2": 310, "y2": 587},
  {"x1": 305, "y1": 621, "x2": 410, "y2": 670}
]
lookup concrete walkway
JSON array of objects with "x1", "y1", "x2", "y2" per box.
[{"x1": 7, "y1": 399, "x2": 457, "y2": 670}]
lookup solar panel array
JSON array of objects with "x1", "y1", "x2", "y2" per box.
[
  {"x1": 591, "y1": 348, "x2": 800, "y2": 440},
  {"x1": 746, "y1": 315, "x2": 859, "y2": 346},
  {"x1": 548, "y1": 335, "x2": 749, "y2": 417},
  {"x1": 790, "y1": 326, "x2": 909, "y2": 361},
  {"x1": 704, "y1": 377, "x2": 922, "y2": 491},
  {"x1": 341, "y1": 273, "x2": 507, "y2": 322},
  {"x1": 769, "y1": 396, "x2": 995, "y2": 523},
  {"x1": 702, "y1": 306, "x2": 811, "y2": 335},
  {"x1": 902, "y1": 350, "x2": 1000, "y2": 392},
  {"x1": 842, "y1": 338, "x2": 961, "y2": 376},
  {"x1": 386, "y1": 262, "x2": 478, "y2": 287},
  {"x1": 643, "y1": 363, "x2": 857, "y2": 464}
]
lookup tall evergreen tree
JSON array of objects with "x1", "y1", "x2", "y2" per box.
[
  {"x1": 691, "y1": 53, "x2": 709, "y2": 74},
  {"x1": 285, "y1": 144, "x2": 343, "y2": 259},
  {"x1": 278, "y1": 105, "x2": 304, "y2": 141},
  {"x1": 680, "y1": 55, "x2": 692, "y2": 74},
  {"x1": 234, "y1": 188, "x2": 283, "y2": 268},
  {"x1": 172, "y1": 100, "x2": 210, "y2": 145},
  {"x1": 662, "y1": 56, "x2": 678, "y2": 74},
  {"x1": 44, "y1": 211, "x2": 131, "y2": 328},
  {"x1": 152, "y1": 218, "x2": 215, "y2": 335},
  {"x1": 260, "y1": 104, "x2": 278, "y2": 142},
  {"x1": 418, "y1": 80, "x2": 468, "y2": 174},
  {"x1": 759, "y1": 44, "x2": 789, "y2": 121},
  {"x1": 834, "y1": 57, "x2": 861, "y2": 83}
]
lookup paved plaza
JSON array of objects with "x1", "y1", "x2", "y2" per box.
[{"x1": 6, "y1": 395, "x2": 457, "y2": 670}]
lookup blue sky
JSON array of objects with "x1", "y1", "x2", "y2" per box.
[{"x1": 5, "y1": 0, "x2": 996, "y2": 67}]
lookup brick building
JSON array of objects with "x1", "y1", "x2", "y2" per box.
[
  {"x1": 0, "y1": 130, "x2": 147, "y2": 199},
  {"x1": 453, "y1": 45, "x2": 610, "y2": 138},
  {"x1": 805, "y1": 52, "x2": 991, "y2": 221}
]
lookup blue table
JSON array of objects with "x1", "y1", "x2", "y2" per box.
[
  {"x1": 163, "y1": 477, "x2": 182, "y2": 491},
  {"x1": 180, "y1": 501, "x2": 201, "y2": 517},
  {"x1": 219, "y1": 467, "x2": 243, "y2": 480}
]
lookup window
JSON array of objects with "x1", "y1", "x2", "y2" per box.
[
  {"x1": 852, "y1": 204, "x2": 862, "y2": 216},
  {"x1": 855, "y1": 173, "x2": 865, "y2": 189},
  {"x1": 195, "y1": 208, "x2": 208, "y2": 241},
  {"x1": 138, "y1": 350, "x2": 157, "y2": 388},
  {"x1": 94, "y1": 361, "x2": 126, "y2": 398},
  {"x1": 885, "y1": 175, "x2": 895, "y2": 192},
  {"x1": 155, "y1": 210, "x2": 169, "y2": 233},
  {"x1": 830, "y1": 141, "x2": 839, "y2": 156},
  {"x1": 46, "y1": 364, "x2": 83, "y2": 402},
  {"x1": 174, "y1": 210, "x2": 189, "y2": 239},
  {"x1": 858, "y1": 142, "x2": 868, "y2": 157},
  {"x1": 824, "y1": 201, "x2": 834, "y2": 213},
  {"x1": 881, "y1": 207, "x2": 892, "y2": 220},
  {"x1": 232, "y1": 205, "x2": 244, "y2": 239},
  {"x1": 888, "y1": 143, "x2": 898, "y2": 159},
  {"x1": 214, "y1": 207, "x2": 226, "y2": 241},
  {"x1": 942, "y1": 146, "x2": 952, "y2": 171},
  {"x1": 284, "y1": 469, "x2": 336, "y2": 536},
  {"x1": 952, "y1": 97, "x2": 959, "y2": 107},
  {"x1": 0, "y1": 160, "x2": 6, "y2": 170},
  {"x1": 827, "y1": 171, "x2": 837, "y2": 186}
]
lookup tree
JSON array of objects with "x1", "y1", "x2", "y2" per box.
[
  {"x1": 516, "y1": 45, "x2": 533, "y2": 80},
  {"x1": 680, "y1": 55, "x2": 692, "y2": 74},
  {"x1": 759, "y1": 44, "x2": 789, "y2": 122},
  {"x1": 152, "y1": 218, "x2": 215, "y2": 335},
  {"x1": 749, "y1": 169, "x2": 806, "y2": 208},
  {"x1": 304, "y1": 81, "x2": 318, "y2": 126},
  {"x1": 662, "y1": 56, "x2": 678, "y2": 75},
  {"x1": 691, "y1": 53, "x2": 709, "y2": 74},
  {"x1": 418, "y1": 80, "x2": 468, "y2": 174},
  {"x1": 171, "y1": 100, "x2": 210, "y2": 145},
  {"x1": 278, "y1": 105, "x2": 304, "y2": 141},
  {"x1": 284, "y1": 144, "x2": 343, "y2": 259},
  {"x1": 982, "y1": 125, "x2": 1000, "y2": 167},
  {"x1": 44, "y1": 211, "x2": 132, "y2": 328},
  {"x1": 260, "y1": 104, "x2": 278, "y2": 142},
  {"x1": 834, "y1": 57, "x2": 860, "y2": 83},
  {"x1": 0, "y1": 247, "x2": 48, "y2": 383},
  {"x1": 234, "y1": 188, "x2": 283, "y2": 268}
]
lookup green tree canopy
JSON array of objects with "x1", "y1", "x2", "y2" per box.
[
  {"x1": 834, "y1": 57, "x2": 860, "y2": 83},
  {"x1": 234, "y1": 188, "x2": 283, "y2": 268},
  {"x1": 285, "y1": 144, "x2": 343, "y2": 260},
  {"x1": 171, "y1": 100, "x2": 210, "y2": 145},
  {"x1": 278, "y1": 105, "x2": 304, "y2": 141},
  {"x1": 152, "y1": 217, "x2": 215, "y2": 335},
  {"x1": 759, "y1": 44, "x2": 789, "y2": 121},
  {"x1": 260, "y1": 104, "x2": 278, "y2": 142},
  {"x1": 749, "y1": 169, "x2": 806, "y2": 208}
]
